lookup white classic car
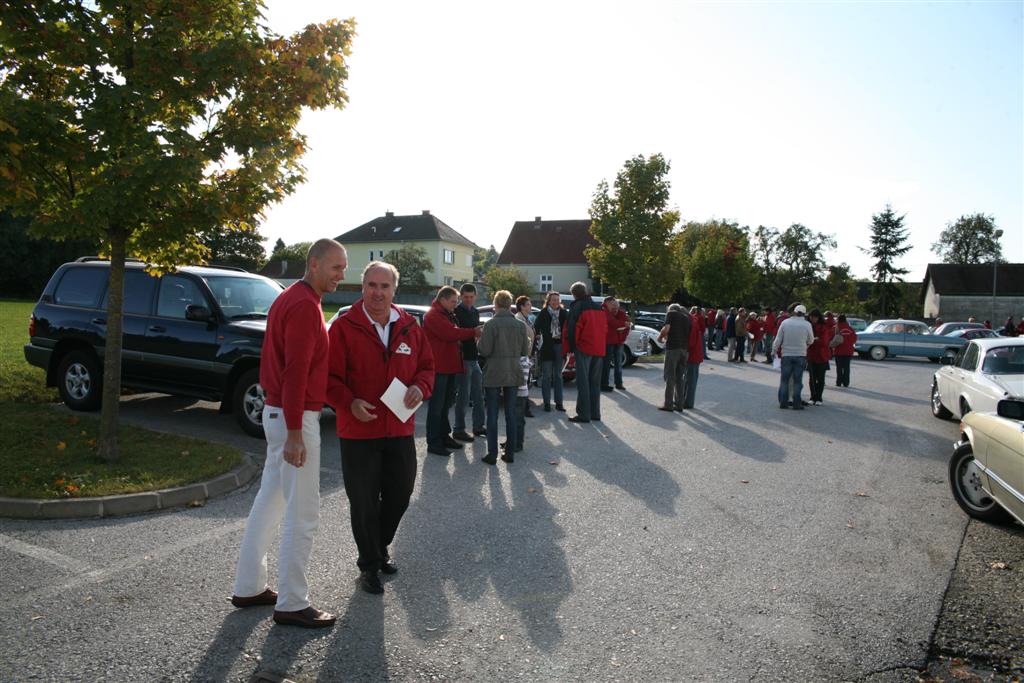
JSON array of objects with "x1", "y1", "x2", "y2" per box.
[
  {"x1": 931, "y1": 338, "x2": 1024, "y2": 420},
  {"x1": 949, "y1": 399, "x2": 1024, "y2": 524}
]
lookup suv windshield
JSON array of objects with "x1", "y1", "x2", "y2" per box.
[
  {"x1": 981, "y1": 346, "x2": 1024, "y2": 375},
  {"x1": 203, "y1": 275, "x2": 283, "y2": 319}
]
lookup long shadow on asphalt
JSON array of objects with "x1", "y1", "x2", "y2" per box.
[
  {"x1": 390, "y1": 445, "x2": 572, "y2": 652},
  {"x1": 315, "y1": 590, "x2": 386, "y2": 681}
]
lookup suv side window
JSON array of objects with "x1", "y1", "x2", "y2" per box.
[
  {"x1": 156, "y1": 275, "x2": 207, "y2": 319},
  {"x1": 102, "y1": 271, "x2": 158, "y2": 315},
  {"x1": 54, "y1": 267, "x2": 108, "y2": 308}
]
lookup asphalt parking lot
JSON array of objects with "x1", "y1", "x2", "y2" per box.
[{"x1": 1, "y1": 352, "x2": 1020, "y2": 681}]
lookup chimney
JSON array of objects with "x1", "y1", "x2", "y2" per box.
[
  {"x1": 534, "y1": 216, "x2": 542, "y2": 222},
  {"x1": 422, "y1": 209, "x2": 430, "y2": 215},
  {"x1": 385, "y1": 211, "x2": 394, "y2": 218}
]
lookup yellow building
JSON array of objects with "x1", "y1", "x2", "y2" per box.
[{"x1": 335, "y1": 210, "x2": 477, "y2": 287}]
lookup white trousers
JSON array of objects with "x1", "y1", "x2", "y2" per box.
[{"x1": 233, "y1": 406, "x2": 321, "y2": 612}]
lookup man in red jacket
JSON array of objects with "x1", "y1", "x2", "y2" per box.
[
  {"x1": 761, "y1": 307, "x2": 777, "y2": 364},
  {"x1": 423, "y1": 286, "x2": 480, "y2": 457},
  {"x1": 601, "y1": 296, "x2": 630, "y2": 391},
  {"x1": 328, "y1": 261, "x2": 435, "y2": 595},
  {"x1": 232, "y1": 238, "x2": 346, "y2": 629},
  {"x1": 565, "y1": 282, "x2": 606, "y2": 423}
]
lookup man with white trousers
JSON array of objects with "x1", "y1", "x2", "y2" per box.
[{"x1": 231, "y1": 239, "x2": 347, "y2": 628}]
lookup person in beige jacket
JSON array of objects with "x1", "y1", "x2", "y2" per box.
[
  {"x1": 478, "y1": 290, "x2": 530, "y2": 465},
  {"x1": 732, "y1": 308, "x2": 749, "y2": 363}
]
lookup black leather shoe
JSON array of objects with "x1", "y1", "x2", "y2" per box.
[
  {"x1": 452, "y1": 431, "x2": 474, "y2": 442},
  {"x1": 615, "y1": 385, "x2": 625, "y2": 390},
  {"x1": 381, "y1": 558, "x2": 398, "y2": 575},
  {"x1": 359, "y1": 570, "x2": 384, "y2": 594},
  {"x1": 443, "y1": 437, "x2": 464, "y2": 449},
  {"x1": 657, "y1": 406, "x2": 673, "y2": 411},
  {"x1": 427, "y1": 447, "x2": 451, "y2": 457},
  {"x1": 600, "y1": 386, "x2": 614, "y2": 392},
  {"x1": 481, "y1": 454, "x2": 497, "y2": 465},
  {"x1": 555, "y1": 405, "x2": 566, "y2": 412},
  {"x1": 568, "y1": 415, "x2": 590, "y2": 423},
  {"x1": 779, "y1": 403, "x2": 789, "y2": 409},
  {"x1": 543, "y1": 404, "x2": 551, "y2": 412},
  {"x1": 273, "y1": 606, "x2": 336, "y2": 628},
  {"x1": 473, "y1": 429, "x2": 487, "y2": 437},
  {"x1": 231, "y1": 587, "x2": 277, "y2": 608},
  {"x1": 500, "y1": 451, "x2": 514, "y2": 464}
]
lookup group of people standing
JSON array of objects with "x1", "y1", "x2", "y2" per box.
[{"x1": 772, "y1": 304, "x2": 859, "y2": 409}]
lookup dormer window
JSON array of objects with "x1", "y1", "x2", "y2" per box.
[{"x1": 393, "y1": 226, "x2": 402, "y2": 233}]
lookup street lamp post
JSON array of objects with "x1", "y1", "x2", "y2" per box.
[{"x1": 992, "y1": 228, "x2": 1004, "y2": 324}]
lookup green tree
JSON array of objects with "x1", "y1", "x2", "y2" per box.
[
  {"x1": 484, "y1": 265, "x2": 530, "y2": 297},
  {"x1": 802, "y1": 264, "x2": 862, "y2": 315},
  {"x1": 0, "y1": 2, "x2": 355, "y2": 461},
  {"x1": 271, "y1": 241, "x2": 313, "y2": 264},
  {"x1": 0, "y1": 210, "x2": 97, "y2": 298},
  {"x1": 861, "y1": 205, "x2": 911, "y2": 318},
  {"x1": 272, "y1": 237, "x2": 287, "y2": 256},
  {"x1": 473, "y1": 245, "x2": 499, "y2": 281},
  {"x1": 681, "y1": 224, "x2": 757, "y2": 305},
  {"x1": 931, "y1": 213, "x2": 1003, "y2": 264},
  {"x1": 752, "y1": 223, "x2": 837, "y2": 308},
  {"x1": 202, "y1": 223, "x2": 267, "y2": 272},
  {"x1": 586, "y1": 154, "x2": 680, "y2": 311},
  {"x1": 383, "y1": 243, "x2": 432, "y2": 288}
]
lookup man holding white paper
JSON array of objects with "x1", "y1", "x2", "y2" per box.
[{"x1": 327, "y1": 261, "x2": 434, "y2": 595}]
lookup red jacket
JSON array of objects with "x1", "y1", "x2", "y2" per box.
[
  {"x1": 747, "y1": 317, "x2": 764, "y2": 341},
  {"x1": 259, "y1": 281, "x2": 327, "y2": 430},
  {"x1": 764, "y1": 312, "x2": 778, "y2": 335},
  {"x1": 706, "y1": 309, "x2": 717, "y2": 328},
  {"x1": 566, "y1": 299, "x2": 607, "y2": 357},
  {"x1": 603, "y1": 305, "x2": 629, "y2": 345},
  {"x1": 423, "y1": 300, "x2": 477, "y2": 375},
  {"x1": 687, "y1": 313, "x2": 705, "y2": 365},
  {"x1": 327, "y1": 302, "x2": 435, "y2": 439},
  {"x1": 832, "y1": 322, "x2": 857, "y2": 356},
  {"x1": 807, "y1": 321, "x2": 833, "y2": 364}
]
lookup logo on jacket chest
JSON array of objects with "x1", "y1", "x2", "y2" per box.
[{"x1": 395, "y1": 342, "x2": 412, "y2": 355}]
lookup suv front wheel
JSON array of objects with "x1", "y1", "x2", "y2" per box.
[
  {"x1": 57, "y1": 350, "x2": 103, "y2": 411},
  {"x1": 233, "y1": 368, "x2": 266, "y2": 438}
]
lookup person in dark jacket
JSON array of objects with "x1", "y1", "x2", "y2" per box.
[
  {"x1": 831, "y1": 314, "x2": 858, "y2": 387},
  {"x1": 423, "y1": 286, "x2": 480, "y2": 457},
  {"x1": 806, "y1": 309, "x2": 832, "y2": 405},
  {"x1": 452, "y1": 284, "x2": 485, "y2": 441},
  {"x1": 601, "y1": 296, "x2": 630, "y2": 391},
  {"x1": 327, "y1": 261, "x2": 435, "y2": 596},
  {"x1": 565, "y1": 282, "x2": 606, "y2": 423},
  {"x1": 725, "y1": 307, "x2": 737, "y2": 358},
  {"x1": 534, "y1": 292, "x2": 568, "y2": 412},
  {"x1": 478, "y1": 290, "x2": 530, "y2": 464},
  {"x1": 657, "y1": 303, "x2": 691, "y2": 411}
]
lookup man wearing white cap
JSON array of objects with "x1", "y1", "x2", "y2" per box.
[{"x1": 772, "y1": 303, "x2": 814, "y2": 410}]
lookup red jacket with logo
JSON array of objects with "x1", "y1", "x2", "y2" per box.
[
  {"x1": 603, "y1": 305, "x2": 629, "y2": 345},
  {"x1": 832, "y1": 322, "x2": 858, "y2": 357},
  {"x1": 764, "y1": 312, "x2": 778, "y2": 335},
  {"x1": 259, "y1": 281, "x2": 327, "y2": 430},
  {"x1": 706, "y1": 309, "x2": 717, "y2": 329},
  {"x1": 423, "y1": 300, "x2": 477, "y2": 375},
  {"x1": 807, "y1": 321, "x2": 833, "y2": 364},
  {"x1": 566, "y1": 299, "x2": 607, "y2": 357},
  {"x1": 327, "y1": 302, "x2": 435, "y2": 439},
  {"x1": 687, "y1": 313, "x2": 705, "y2": 365},
  {"x1": 747, "y1": 317, "x2": 764, "y2": 341}
]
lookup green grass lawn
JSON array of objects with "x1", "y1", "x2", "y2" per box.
[
  {"x1": 0, "y1": 299, "x2": 242, "y2": 498},
  {"x1": 0, "y1": 299, "x2": 57, "y2": 403}
]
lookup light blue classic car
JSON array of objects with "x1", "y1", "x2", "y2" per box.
[{"x1": 854, "y1": 319, "x2": 967, "y2": 362}]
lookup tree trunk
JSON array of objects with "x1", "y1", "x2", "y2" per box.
[{"x1": 96, "y1": 227, "x2": 127, "y2": 462}]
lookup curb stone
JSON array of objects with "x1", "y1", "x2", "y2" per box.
[{"x1": 0, "y1": 452, "x2": 261, "y2": 520}]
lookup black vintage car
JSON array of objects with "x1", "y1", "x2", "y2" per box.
[{"x1": 24, "y1": 258, "x2": 284, "y2": 437}]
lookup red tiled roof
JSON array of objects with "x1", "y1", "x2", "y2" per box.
[{"x1": 497, "y1": 219, "x2": 596, "y2": 265}]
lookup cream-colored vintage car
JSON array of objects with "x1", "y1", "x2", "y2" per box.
[{"x1": 949, "y1": 399, "x2": 1024, "y2": 525}]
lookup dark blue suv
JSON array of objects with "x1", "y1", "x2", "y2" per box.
[{"x1": 24, "y1": 258, "x2": 284, "y2": 437}]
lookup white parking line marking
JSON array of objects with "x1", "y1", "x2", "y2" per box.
[{"x1": 0, "y1": 533, "x2": 92, "y2": 574}]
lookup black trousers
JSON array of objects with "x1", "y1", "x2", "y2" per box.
[
  {"x1": 809, "y1": 362, "x2": 827, "y2": 401},
  {"x1": 426, "y1": 372, "x2": 458, "y2": 449},
  {"x1": 835, "y1": 355, "x2": 851, "y2": 387},
  {"x1": 340, "y1": 436, "x2": 417, "y2": 571}
]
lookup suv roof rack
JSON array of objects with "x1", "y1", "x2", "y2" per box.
[{"x1": 74, "y1": 256, "x2": 145, "y2": 263}]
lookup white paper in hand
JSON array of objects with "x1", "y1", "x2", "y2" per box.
[{"x1": 381, "y1": 377, "x2": 416, "y2": 423}]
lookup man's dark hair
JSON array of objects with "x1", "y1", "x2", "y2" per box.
[
  {"x1": 809, "y1": 308, "x2": 822, "y2": 320},
  {"x1": 460, "y1": 283, "x2": 476, "y2": 295},
  {"x1": 570, "y1": 282, "x2": 588, "y2": 300},
  {"x1": 838, "y1": 314, "x2": 847, "y2": 323},
  {"x1": 788, "y1": 303, "x2": 798, "y2": 313},
  {"x1": 603, "y1": 295, "x2": 616, "y2": 304}
]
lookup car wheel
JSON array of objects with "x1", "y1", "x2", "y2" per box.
[
  {"x1": 942, "y1": 348, "x2": 958, "y2": 363},
  {"x1": 869, "y1": 346, "x2": 887, "y2": 361},
  {"x1": 233, "y1": 368, "x2": 266, "y2": 438},
  {"x1": 931, "y1": 381, "x2": 952, "y2": 419},
  {"x1": 623, "y1": 346, "x2": 637, "y2": 367},
  {"x1": 948, "y1": 442, "x2": 1011, "y2": 523},
  {"x1": 57, "y1": 349, "x2": 103, "y2": 411}
]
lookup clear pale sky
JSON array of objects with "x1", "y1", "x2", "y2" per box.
[{"x1": 259, "y1": 0, "x2": 1023, "y2": 281}]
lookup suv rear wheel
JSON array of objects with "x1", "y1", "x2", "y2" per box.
[
  {"x1": 233, "y1": 368, "x2": 266, "y2": 438},
  {"x1": 57, "y1": 350, "x2": 103, "y2": 411}
]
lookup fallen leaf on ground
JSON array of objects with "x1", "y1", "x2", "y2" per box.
[
  {"x1": 56, "y1": 441, "x2": 66, "y2": 450},
  {"x1": 855, "y1": 491, "x2": 870, "y2": 497},
  {"x1": 827, "y1": 439, "x2": 833, "y2": 443},
  {"x1": 31, "y1": 615, "x2": 43, "y2": 621},
  {"x1": 68, "y1": 417, "x2": 80, "y2": 425},
  {"x1": 498, "y1": 634, "x2": 506, "y2": 641},
  {"x1": 846, "y1": 521, "x2": 855, "y2": 529},
  {"x1": 527, "y1": 487, "x2": 538, "y2": 493},
  {"x1": 189, "y1": 500, "x2": 205, "y2": 508},
  {"x1": 181, "y1": 450, "x2": 190, "y2": 456},
  {"x1": 80, "y1": 431, "x2": 87, "y2": 436},
  {"x1": 425, "y1": 627, "x2": 437, "y2": 632},
  {"x1": 548, "y1": 459, "x2": 558, "y2": 465},
  {"x1": 989, "y1": 561, "x2": 1010, "y2": 570},
  {"x1": 740, "y1": 480, "x2": 749, "y2": 484}
]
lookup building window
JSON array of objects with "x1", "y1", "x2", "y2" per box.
[
  {"x1": 443, "y1": 248, "x2": 455, "y2": 264},
  {"x1": 444, "y1": 276, "x2": 453, "y2": 286},
  {"x1": 540, "y1": 274, "x2": 553, "y2": 292}
]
